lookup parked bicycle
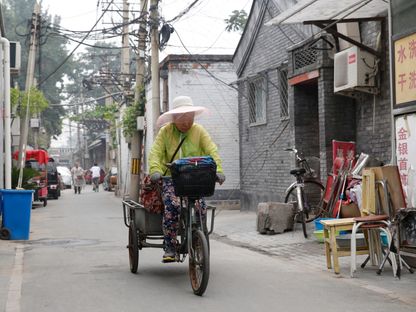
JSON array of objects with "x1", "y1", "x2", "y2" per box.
[{"x1": 284, "y1": 148, "x2": 325, "y2": 238}]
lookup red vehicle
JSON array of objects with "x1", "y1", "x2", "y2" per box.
[{"x1": 13, "y1": 150, "x2": 49, "y2": 207}]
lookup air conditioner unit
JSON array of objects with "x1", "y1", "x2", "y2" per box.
[
  {"x1": 334, "y1": 45, "x2": 378, "y2": 95},
  {"x1": 10, "y1": 41, "x2": 21, "y2": 73}
]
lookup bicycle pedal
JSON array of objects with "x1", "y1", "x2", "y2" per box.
[{"x1": 162, "y1": 256, "x2": 176, "y2": 263}]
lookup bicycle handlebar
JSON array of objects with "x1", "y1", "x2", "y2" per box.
[
  {"x1": 284, "y1": 148, "x2": 303, "y2": 161},
  {"x1": 284, "y1": 148, "x2": 312, "y2": 170}
]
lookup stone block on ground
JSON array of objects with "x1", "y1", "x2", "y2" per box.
[{"x1": 257, "y1": 202, "x2": 295, "y2": 234}]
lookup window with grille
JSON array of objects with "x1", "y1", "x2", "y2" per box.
[
  {"x1": 293, "y1": 47, "x2": 318, "y2": 70},
  {"x1": 278, "y1": 66, "x2": 289, "y2": 119},
  {"x1": 248, "y1": 76, "x2": 267, "y2": 125}
]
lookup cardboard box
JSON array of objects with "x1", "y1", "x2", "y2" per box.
[
  {"x1": 369, "y1": 165, "x2": 406, "y2": 215},
  {"x1": 340, "y1": 202, "x2": 361, "y2": 218}
]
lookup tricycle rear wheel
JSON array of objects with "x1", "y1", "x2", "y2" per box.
[
  {"x1": 189, "y1": 229, "x2": 209, "y2": 296},
  {"x1": 128, "y1": 220, "x2": 139, "y2": 273}
]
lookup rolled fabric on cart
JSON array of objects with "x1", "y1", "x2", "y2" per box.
[{"x1": 139, "y1": 175, "x2": 164, "y2": 214}]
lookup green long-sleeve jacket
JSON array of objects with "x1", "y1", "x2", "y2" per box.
[{"x1": 149, "y1": 123, "x2": 223, "y2": 176}]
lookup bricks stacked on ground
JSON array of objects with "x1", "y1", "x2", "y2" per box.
[{"x1": 257, "y1": 202, "x2": 295, "y2": 234}]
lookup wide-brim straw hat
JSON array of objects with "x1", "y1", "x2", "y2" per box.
[{"x1": 156, "y1": 96, "x2": 209, "y2": 128}]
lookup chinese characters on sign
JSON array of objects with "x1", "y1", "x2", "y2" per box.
[
  {"x1": 395, "y1": 114, "x2": 416, "y2": 205},
  {"x1": 397, "y1": 127, "x2": 409, "y2": 186},
  {"x1": 394, "y1": 32, "x2": 416, "y2": 106}
]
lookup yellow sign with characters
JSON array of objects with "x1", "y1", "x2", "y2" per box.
[{"x1": 395, "y1": 32, "x2": 416, "y2": 105}]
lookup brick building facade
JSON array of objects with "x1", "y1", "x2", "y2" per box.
[{"x1": 234, "y1": 0, "x2": 392, "y2": 211}]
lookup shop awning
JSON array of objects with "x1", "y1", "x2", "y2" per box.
[
  {"x1": 266, "y1": 0, "x2": 388, "y2": 26},
  {"x1": 12, "y1": 150, "x2": 49, "y2": 164}
]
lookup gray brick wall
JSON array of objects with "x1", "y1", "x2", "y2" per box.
[
  {"x1": 237, "y1": 1, "x2": 304, "y2": 211},
  {"x1": 355, "y1": 20, "x2": 392, "y2": 163},
  {"x1": 318, "y1": 67, "x2": 356, "y2": 178}
]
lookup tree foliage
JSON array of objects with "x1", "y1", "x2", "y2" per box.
[
  {"x1": 122, "y1": 89, "x2": 145, "y2": 138},
  {"x1": 65, "y1": 42, "x2": 122, "y2": 103},
  {"x1": 3, "y1": 0, "x2": 71, "y2": 145},
  {"x1": 11, "y1": 87, "x2": 49, "y2": 117},
  {"x1": 224, "y1": 10, "x2": 248, "y2": 33}
]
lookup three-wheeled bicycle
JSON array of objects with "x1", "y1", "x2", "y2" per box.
[
  {"x1": 13, "y1": 149, "x2": 49, "y2": 207},
  {"x1": 122, "y1": 156, "x2": 217, "y2": 296}
]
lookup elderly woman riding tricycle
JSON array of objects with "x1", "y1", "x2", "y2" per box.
[{"x1": 122, "y1": 96, "x2": 225, "y2": 296}]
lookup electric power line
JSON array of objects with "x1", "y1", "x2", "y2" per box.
[
  {"x1": 167, "y1": 0, "x2": 202, "y2": 24},
  {"x1": 38, "y1": 0, "x2": 115, "y2": 87}
]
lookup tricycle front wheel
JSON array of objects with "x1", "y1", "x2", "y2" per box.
[{"x1": 189, "y1": 229, "x2": 209, "y2": 296}]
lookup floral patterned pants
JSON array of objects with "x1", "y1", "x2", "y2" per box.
[{"x1": 162, "y1": 178, "x2": 206, "y2": 250}]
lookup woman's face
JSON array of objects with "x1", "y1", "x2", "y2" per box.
[{"x1": 173, "y1": 113, "x2": 194, "y2": 132}]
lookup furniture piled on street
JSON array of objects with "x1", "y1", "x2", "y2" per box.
[{"x1": 320, "y1": 140, "x2": 415, "y2": 278}]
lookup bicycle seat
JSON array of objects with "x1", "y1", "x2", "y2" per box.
[{"x1": 290, "y1": 168, "x2": 306, "y2": 176}]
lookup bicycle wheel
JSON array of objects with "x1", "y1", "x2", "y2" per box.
[
  {"x1": 128, "y1": 220, "x2": 139, "y2": 273},
  {"x1": 284, "y1": 180, "x2": 325, "y2": 223},
  {"x1": 189, "y1": 229, "x2": 210, "y2": 296}
]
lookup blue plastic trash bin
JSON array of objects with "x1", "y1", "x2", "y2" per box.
[{"x1": 0, "y1": 189, "x2": 34, "y2": 240}]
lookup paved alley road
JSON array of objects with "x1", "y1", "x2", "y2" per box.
[{"x1": 0, "y1": 187, "x2": 415, "y2": 312}]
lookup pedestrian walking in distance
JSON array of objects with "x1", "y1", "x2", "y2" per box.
[
  {"x1": 71, "y1": 163, "x2": 85, "y2": 194},
  {"x1": 90, "y1": 163, "x2": 101, "y2": 192}
]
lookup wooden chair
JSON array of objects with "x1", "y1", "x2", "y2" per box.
[
  {"x1": 350, "y1": 178, "x2": 397, "y2": 277},
  {"x1": 321, "y1": 218, "x2": 368, "y2": 275}
]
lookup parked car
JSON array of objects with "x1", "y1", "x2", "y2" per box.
[{"x1": 57, "y1": 166, "x2": 72, "y2": 189}]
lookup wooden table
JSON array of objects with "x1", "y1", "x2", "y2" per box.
[{"x1": 321, "y1": 218, "x2": 369, "y2": 274}]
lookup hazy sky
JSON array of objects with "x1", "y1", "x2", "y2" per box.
[
  {"x1": 43, "y1": 0, "x2": 253, "y2": 147},
  {"x1": 42, "y1": 0, "x2": 253, "y2": 56}
]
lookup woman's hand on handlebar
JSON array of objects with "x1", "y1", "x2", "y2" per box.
[{"x1": 216, "y1": 172, "x2": 225, "y2": 185}]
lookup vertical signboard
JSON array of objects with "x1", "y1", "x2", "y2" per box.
[
  {"x1": 395, "y1": 113, "x2": 416, "y2": 206},
  {"x1": 394, "y1": 32, "x2": 416, "y2": 108}
]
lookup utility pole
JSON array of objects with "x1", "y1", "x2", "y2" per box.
[
  {"x1": 69, "y1": 119, "x2": 73, "y2": 165},
  {"x1": 121, "y1": 0, "x2": 130, "y2": 83},
  {"x1": 17, "y1": 2, "x2": 40, "y2": 187},
  {"x1": 129, "y1": 0, "x2": 148, "y2": 202},
  {"x1": 150, "y1": 0, "x2": 160, "y2": 138},
  {"x1": 77, "y1": 88, "x2": 82, "y2": 166},
  {"x1": 118, "y1": 0, "x2": 131, "y2": 196},
  {"x1": 82, "y1": 94, "x2": 88, "y2": 169}
]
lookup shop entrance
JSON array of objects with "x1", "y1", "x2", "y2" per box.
[{"x1": 293, "y1": 81, "x2": 320, "y2": 178}]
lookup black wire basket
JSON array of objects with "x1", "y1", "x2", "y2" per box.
[{"x1": 170, "y1": 156, "x2": 217, "y2": 197}]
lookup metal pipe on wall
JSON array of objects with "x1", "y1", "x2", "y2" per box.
[
  {"x1": 388, "y1": 0, "x2": 396, "y2": 164},
  {"x1": 1, "y1": 37, "x2": 12, "y2": 188},
  {"x1": 0, "y1": 40, "x2": 4, "y2": 189}
]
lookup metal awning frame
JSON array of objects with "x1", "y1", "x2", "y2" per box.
[
  {"x1": 271, "y1": 0, "x2": 387, "y2": 58},
  {"x1": 307, "y1": 17, "x2": 384, "y2": 57}
]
